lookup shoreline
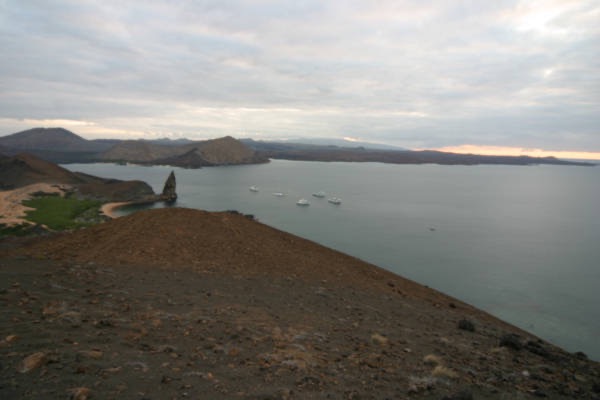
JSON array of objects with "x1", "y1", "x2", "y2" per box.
[
  {"x1": 100, "y1": 196, "x2": 170, "y2": 219},
  {"x1": 100, "y1": 201, "x2": 133, "y2": 219}
]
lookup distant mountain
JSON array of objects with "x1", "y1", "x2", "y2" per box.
[
  {"x1": 0, "y1": 127, "x2": 116, "y2": 163},
  {"x1": 100, "y1": 140, "x2": 181, "y2": 163},
  {"x1": 143, "y1": 138, "x2": 195, "y2": 146},
  {"x1": 187, "y1": 136, "x2": 268, "y2": 166},
  {"x1": 101, "y1": 136, "x2": 268, "y2": 168},
  {"x1": 0, "y1": 127, "x2": 113, "y2": 152},
  {"x1": 264, "y1": 137, "x2": 406, "y2": 150},
  {"x1": 251, "y1": 145, "x2": 595, "y2": 167}
]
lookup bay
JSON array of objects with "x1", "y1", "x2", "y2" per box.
[{"x1": 63, "y1": 160, "x2": 600, "y2": 360}]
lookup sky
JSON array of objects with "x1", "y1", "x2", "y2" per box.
[{"x1": 0, "y1": 1, "x2": 599, "y2": 158}]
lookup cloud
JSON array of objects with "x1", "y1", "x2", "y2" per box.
[{"x1": 0, "y1": 0, "x2": 598, "y2": 153}]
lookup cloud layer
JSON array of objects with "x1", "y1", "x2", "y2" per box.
[{"x1": 0, "y1": 1, "x2": 598, "y2": 152}]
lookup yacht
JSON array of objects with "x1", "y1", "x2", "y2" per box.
[
  {"x1": 327, "y1": 197, "x2": 342, "y2": 205},
  {"x1": 312, "y1": 191, "x2": 326, "y2": 198},
  {"x1": 249, "y1": 186, "x2": 259, "y2": 192},
  {"x1": 296, "y1": 198, "x2": 310, "y2": 206}
]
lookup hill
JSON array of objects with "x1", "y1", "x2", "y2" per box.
[
  {"x1": 1, "y1": 207, "x2": 598, "y2": 399},
  {"x1": 0, "y1": 128, "x2": 117, "y2": 163},
  {"x1": 153, "y1": 136, "x2": 269, "y2": 167},
  {"x1": 0, "y1": 152, "x2": 158, "y2": 204},
  {"x1": 99, "y1": 140, "x2": 180, "y2": 163},
  {"x1": 101, "y1": 136, "x2": 268, "y2": 167},
  {"x1": 0, "y1": 153, "x2": 89, "y2": 190}
]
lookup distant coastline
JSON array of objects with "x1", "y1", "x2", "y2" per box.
[{"x1": 0, "y1": 127, "x2": 594, "y2": 168}]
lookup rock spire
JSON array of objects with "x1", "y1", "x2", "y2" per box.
[{"x1": 161, "y1": 171, "x2": 177, "y2": 203}]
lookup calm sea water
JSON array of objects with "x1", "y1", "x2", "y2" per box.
[{"x1": 64, "y1": 160, "x2": 600, "y2": 360}]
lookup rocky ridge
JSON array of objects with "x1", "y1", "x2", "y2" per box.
[
  {"x1": 0, "y1": 153, "x2": 155, "y2": 202},
  {"x1": 100, "y1": 136, "x2": 268, "y2": 168}
]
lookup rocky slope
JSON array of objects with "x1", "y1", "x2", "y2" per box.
[
  {"x1": 0, "y1": 153, "x2": 155, "y2": 203},
  {"x1": 99, "y1": 140, "x2": 181, "y2": 163},
  {"x1": 1, "y1": 208, "x2": 598, "y2": 399},
  {"x1": 100, "y1": 136, "x2": 268, "y2": 168},
  {"x1": 0, "y1": 153, "x2": 88, "y2": 190}
]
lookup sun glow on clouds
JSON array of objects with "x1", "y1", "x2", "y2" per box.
[
  {"x1": 434, "y1": 144, "x2": 600, "y2": 161},
  {"x1": 0, "y1": 118, "x2": 150, "y2": 140},
  {"x1": 0, "y1": 2, "x2": 598, "y2": 151}
]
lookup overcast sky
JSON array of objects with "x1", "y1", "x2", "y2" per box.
[{"x1": 0, "y1": 1, "x2": 598, "y2": 156}]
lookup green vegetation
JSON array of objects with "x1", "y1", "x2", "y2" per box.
[{"x1": 22, "y1": 194, "x2": 104, "y2": 231}]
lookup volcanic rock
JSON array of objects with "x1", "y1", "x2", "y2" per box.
[{"x1": 161, "y1": 171, "x2": 177, "y2": 203}]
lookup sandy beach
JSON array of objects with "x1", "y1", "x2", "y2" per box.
[
  {"x1": 100, "y1": 201, "x2": 133, "y2": 219},
  {"x1": 0, "y1": 183, "x2": 70, "y2": 226}
]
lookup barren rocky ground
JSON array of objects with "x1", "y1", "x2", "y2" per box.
[{"x1": 1, "y1": 208, "x2": 598, "y2": 399}]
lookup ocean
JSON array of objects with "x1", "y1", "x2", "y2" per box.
[{"x1": 63, "y1": 160, "x2": 600, "y2": 361}]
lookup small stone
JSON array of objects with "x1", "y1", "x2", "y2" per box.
[
  {"x1": 423, "y1": 354, "x2": 442, "y2": 366},
  {"x1": 442, "y1": 389, "x2": 474, "y2": 400},
  {"x1": 432, "y1": 365, "x2": 458, "y2": 379},
  {"x1": 18, "y1": 352, "x2": 47, "y2": 373},
  {"x1": 115, "y1": 383, "x2": 127, "y2": 392},
  {"x1": 78, "y1": 350, "x2": 103, "y2": 360},
  {"x1": 526, "y1": 340, "x2": 551, "y2": 359},
  {"x1": 69, "y1": 387, "x2": 91, "y2": 400},
  {"x1": 59, "y1": 311, "x2": 82, "y2": 326},
  {"x1": 371, "y1": 333, "x2": 389, "y2": 346},
  {"x1": 95, "y1": 319, "x2": 114, "y2": 328},
  {"x1": 5, "y1": 334, "x2": 18, "y2": 343},
  {"x1": 42, "y1": 302, "x2": 63, "y2": 317},
  {"x1": 499, "y1": 333, "x2": 522, "y2": 350},
  {"x1": 458, "y1": 319, "x2": 475, "y2": 332},
  {"x1": 101, "y1": 366, "x2": 122, "y2": 375}
]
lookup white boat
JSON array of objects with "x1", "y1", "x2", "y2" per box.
[
  {"x1": 312, "y1": 191, "x2": 326, "y2": 198},
  {"x1": 272, "y1": 192, "x2": 285, "y2": 197},
  {"x1": 296, "y1": 198, "x2": 310, "y2": 206},
  {"x1": 328, "y1": 197, "x2": 342, "y2": 205},
  {"x1": 249, "y1": 186, "x2": 259, "y2": 192}
]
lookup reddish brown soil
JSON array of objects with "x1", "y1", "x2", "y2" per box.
[{"x1": 1, "y1": 208, "x2": 598, "y2": 399}]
